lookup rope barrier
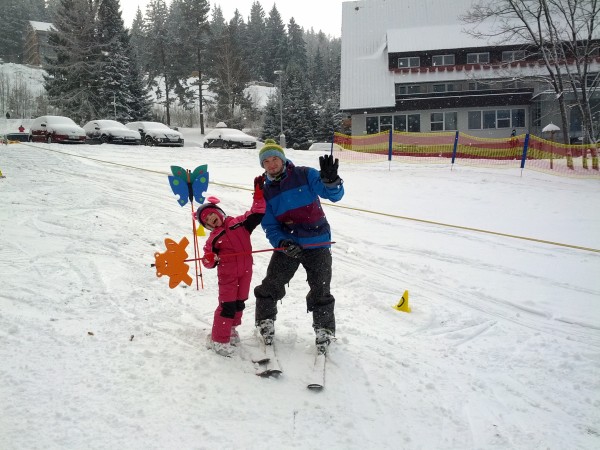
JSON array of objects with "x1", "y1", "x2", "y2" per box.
[{"x1": 21, "y1": 143, "x2": 600, "y2": 254}]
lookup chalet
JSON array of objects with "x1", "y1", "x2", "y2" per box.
[
  {"x1": 23, "y1": 21, "x2": 54, "y2": 66},
  {"x1": 340, "y1": 0, "x2": 600, "y2": 141}
]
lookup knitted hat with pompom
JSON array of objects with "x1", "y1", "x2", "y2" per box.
[
  {"x1": 195, "y1": 196, "x2": 226, "y2": 228},
  {"x1": 258, "y1": 139, "x2": 286, "y2": 167}
]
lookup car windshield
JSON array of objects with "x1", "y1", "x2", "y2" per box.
[
  {"x1": 48, "y1": 116, "x2": 75, "y2": 125},
  {"x1": 142, "y1": 122, "x2": 170, "y2": 130},
  {"x1": 99, "y1": 120, "x2": 125, "y2": 128}
]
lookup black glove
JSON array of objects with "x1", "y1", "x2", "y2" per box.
[
  {"x1": 279, "y1": 239, "x2": 302, "y2": 258},
  {"x1": 319, "y1": 154, "x2": 339, "y2": 183}
]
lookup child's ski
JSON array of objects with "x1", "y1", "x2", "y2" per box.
[{"x1": 307, "y1": 352, "x2": 326, "y2": 390}]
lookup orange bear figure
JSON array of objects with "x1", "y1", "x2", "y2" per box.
[{"x1": 154, "y1": 237, "x2": 193, "y2": 288}]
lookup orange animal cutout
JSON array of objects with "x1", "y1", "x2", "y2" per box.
[{"x1": 154, "y1": 237, "x2": 192, "y2": 288}]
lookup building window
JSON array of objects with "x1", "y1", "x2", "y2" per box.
[
  {"x1": 366, "y1": 116, "x2": 379, "y2": 134},
  {"x1": 532, "y1": 102, "x2": 541, "y2": 127},
  {"x1": 468, "y1": 111, "x2": 482, "y2": 129},
  {"x1": 432, "y1": 54, "x2": 455, "y2": 66},
  {"x1": 396, "y1": 84, "x2": 423, "y2": 95},
  {"x1": 468, "y1": 81, "x2": 492, "y2": 91},
  {"x1": 430, "y1": 112, "x2": 457, "y2": 131},
  {"x1": 512, "y1": 109, "x2": 525, "y2": 127},
  {"x1": 394, "y1": 114, "x2": 421, "y2": 132},
  {"x1": 380, "y1": 115, "x2": 393, "y2": 132},
  {"x1": 432, "y1": 83, "x2": 458, "y2": 93},
  {"x1": 502, "y1": 50, "x2": 526, "y2": 62},
  {"x1": 407, "y1": 114, "x2": 421, "y2": 132},
  {"x1": 469, "y1": 108, "x2": 527, "y2": 129},
  {"x1": 398, "y1": 57, "x2": 420, "y2": 68},
  {"x1": 467, "y1": 52, "x2": 490, "y2": 64},
  {"x1": 586, "y1": 72, "x2": 599, "y2": 88}
]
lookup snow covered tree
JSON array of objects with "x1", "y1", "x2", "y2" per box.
[
  {"x1": 179, "y1": 0, "x2": 211, "y2": 132},
  {"x1": 44, "y1": 0, "x2": 103, "y2": 123},
  {"x1": 263, "y1": 5, "x2": 288, "y2": 83},
  {"x1": 246, "y1": 2, "x2": 268, "y2": 81},
  {"x1": 280, "y1": 64, "x2": 318, "y2": 148},
  {"x1": 287, "y1": 18, "x2": 307, "y2": 69},
  {"x1": 462, "y1": 0, "x2": 600, "y2": 149},
  {"x1": 0, "y1": 0, "x2": 48, "y2": 63}
]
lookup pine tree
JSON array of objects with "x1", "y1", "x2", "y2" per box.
[
  {"x1": 280, "y1": 64, "x2": 317, "y2": 148},
  {"x1": 287, "y1": 18, "x2": 307, "y2": 69},
  {"x1": 246, "y1": 1, "x2": 267, "y2": 81},
  {"x1": 179, "y1": 0, "x2": 211, "y2": 132},
  {"x1": 43, "y1": 0, "x2": 103, "y2": 123},
  {"x1": 263, "y1": 5, "x2": 287, "y2": 83},
  {"x1": 0, "y1": 0, "x2": 48, "y2": 63},
  {"x1": 142, "y1": 0, "x2": 176, "y2": 124}
]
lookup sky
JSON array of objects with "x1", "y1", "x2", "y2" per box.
[
  {"x1": 122, "y1": 0, "x2": 345, "y2": 37},
  {"x1": 1, "y1": 122, "x2": 600, "y2": 448}
]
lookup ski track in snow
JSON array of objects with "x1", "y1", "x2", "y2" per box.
[{"x1": 1, "y1": 136, "x2": 599, "y2": 449}]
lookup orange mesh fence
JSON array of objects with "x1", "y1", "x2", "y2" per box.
[{"x1": 332, "y1": 131, "x2": 600, "y2": 178}]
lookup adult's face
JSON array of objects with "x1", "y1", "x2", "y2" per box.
[{"x1": 263, "y1": 156, "x2": 284, "y2": 177}]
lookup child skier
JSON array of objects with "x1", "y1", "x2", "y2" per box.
[{"x1": 195, "y1": 176, "x2": 266, "y2": 357}]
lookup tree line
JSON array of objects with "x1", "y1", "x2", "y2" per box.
[{"x1": 0, "y1": 0, "x2": 342, "y2": 148}]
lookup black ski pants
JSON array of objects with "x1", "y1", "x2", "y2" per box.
[{"x1": 254, "y1": 247, "x2": 335, "y2": 333}]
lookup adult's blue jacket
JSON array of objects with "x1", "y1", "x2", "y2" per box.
[{"x1": 261, "y1": 159, "x2": 344, "y2": 249}]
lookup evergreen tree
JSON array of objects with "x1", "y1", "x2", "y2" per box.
[
  {"x1": 43, "y1": 0, "x2": 103, "y2": 123},
  {"x1": 286, "y1": 18, "x2": 307, "y2": 69},
  {"x1": 263, "y1": 5, "x2": 287, "y2": 83},
  {"x1": 179, "y1": 0, "x2": 211, "y2": 132},
  {"x1": 209, "y1": 16, "x2": 252, "y2": 126},
  {"x1": 142, "y1": 0, "x2": 176, "y2": 124},
  {"x1": 129, "y1": 7, "x2": 145, "y2": 62},
  {"x1": 246, "y1": 1, "x2": 267, "y2": 81},
  {"x1": 280, "y1": 64, "x2": 317, "y2": 148},
  {"x1": 97, "y1": 0, "x2": 132, "y2": 121}
]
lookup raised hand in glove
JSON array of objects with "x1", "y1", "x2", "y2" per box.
[
  {"x1": 279, "y1": 239, "x2": 302, "y2": 258},
  {"x1": 202, "y1": 251, "x2": 219, "y2": 266},
  {"x1": 319, "y1": 154, "x2": 340, "y2": 183},
  {"x1": 253, "y1": 174, "x2": 265, "y2": 200}
]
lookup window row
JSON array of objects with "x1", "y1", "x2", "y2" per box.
[
  {"x1": 365, "y1": 108, "x2": 526, "y2": 134},
  {"x1": 397, "y1": 50, "x2": 527, "y2": 69},
  {"x1": 395, "y1": 79, "x2": 527, "y2": 96}
]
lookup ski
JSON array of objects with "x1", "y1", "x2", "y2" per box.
[
  {"x1": 254, "y1": 339, "x2": 282, "y2": 377},
  {"x1": 307, "y1": 352, "x2": 326, "y2": 390}
]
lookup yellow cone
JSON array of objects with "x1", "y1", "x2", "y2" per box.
[
  {"x1": 195, "y1": 225, "x2": 206, "y2": 236},
  {"x1": 0, "y1": 169, "x2": 4, "y2": 178},
  {"x1": 392, "y1": 290, "x2": 411, "y2": 313}
]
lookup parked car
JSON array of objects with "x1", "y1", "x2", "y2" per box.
[
  {"x1": 29, "y1": 115, "x2": 86, "y2": 144},
  {"x1": 307, "y1": 142, "x2": 344, "y2": 152},
  {"x1": 83, "y1": 120, "x2": 141, "y2": 145},
  {"x1": 125, "y1": 121, "x2": 184, "y2": 147},
  {"x1": 203, "y1": 128, "x2": 258, "y2": 149}
]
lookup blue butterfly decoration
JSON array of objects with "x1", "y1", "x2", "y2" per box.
[{"x1": 168, "y1": 165, "x2": 209, "y2": 206}]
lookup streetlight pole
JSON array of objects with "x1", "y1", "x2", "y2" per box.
[{"x1": 274, "y1": 70, "x2": 285, "y2": 148}]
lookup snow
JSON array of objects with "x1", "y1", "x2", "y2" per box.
[{"x1": 1, "y1": 130, "x2": 600, "y2": 449}]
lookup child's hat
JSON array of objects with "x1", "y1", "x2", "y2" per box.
[
  {"x1": 195, "y1": 196, "x2": 226, "y2": 227},
  {"x1": 259, "y1": 139, "x2": 286, "y2": 167}
]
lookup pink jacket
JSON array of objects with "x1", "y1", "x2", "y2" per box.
[{"x1": 202, "y1": 197, "x2": 265, "y2": 279}]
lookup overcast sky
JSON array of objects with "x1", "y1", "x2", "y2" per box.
[{"x1": 122, "y1": 0, "x2": 344, "y2": 37}]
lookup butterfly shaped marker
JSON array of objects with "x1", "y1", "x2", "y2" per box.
[
  {"x1": 163, "y1": 164, "x2": 209, "y2": 290},
  {"x1": 168, "y1": 164, "x2": 209, "y2": 206}
]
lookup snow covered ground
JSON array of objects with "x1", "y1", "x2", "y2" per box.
[{"x1": 1, "y1": 130, "x2": 599, "y2": 449}]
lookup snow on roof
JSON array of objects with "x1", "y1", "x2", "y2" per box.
[
  {"x1": 29, "y1": 21, "x2": 54, "y2": 32},
  {"x1": 341, "y1": 0, "x2": 479, "y2": 110}
]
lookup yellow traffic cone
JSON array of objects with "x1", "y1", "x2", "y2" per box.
[
  {"x1": 0, "y1": 168, "x2": 4, "y2": 178},
  {"x1": 392, "y1": 290, "x2": 411, "y2": 313},
  {"x1": 195, "y1": 224, "x2": 206, "y2": 236}
]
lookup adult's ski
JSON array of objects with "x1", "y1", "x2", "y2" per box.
[
  {"x1": 307, "y1": 352, "x2": 326, "y2": 390},
  {"x1": 253, "y1": 339, "x2": 282, "y2": 377}
]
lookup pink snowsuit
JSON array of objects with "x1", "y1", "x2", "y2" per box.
[{"x1": 202, "y1": 196, "x2": 265, "y2": 343}]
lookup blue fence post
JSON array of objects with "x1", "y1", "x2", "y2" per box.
[
  {"x1": 520, "y1": 133, "x2": 530, "y2": 175},
  {"x1": 388, "y1": 129, "x2": 393, "y2": 161},
  {"x1": 451, "y1": 131, "x2": 459, "y2": 169}
]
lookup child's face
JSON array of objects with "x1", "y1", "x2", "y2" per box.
[{"x1": 204, "y1": 212, "x2": 223, "y2": 230}]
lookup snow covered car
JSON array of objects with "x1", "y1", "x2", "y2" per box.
[
  {"x1": 203, "y1": 128, "x2": 258, "y2": 149},
  {"x1": 125, "y1": 121, "x2": 184, "y2": 147},
  {"x1": 307, "y1": 142, "x2": 344, "y2": 152},
  {"x1": 83, "y1": 120, "x2": 141, "y2": 145},
  {"x1": 29, "y1": 115, "x2": 86, "y2": 144}
]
